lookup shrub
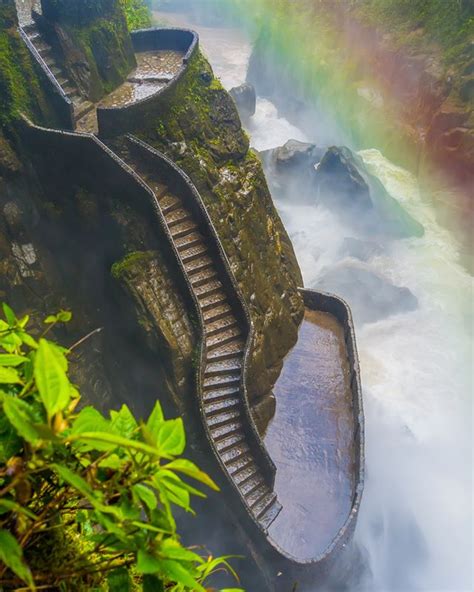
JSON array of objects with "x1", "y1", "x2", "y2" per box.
[{"x1": 0, "y1": 304, "x2": 243, "y2": 591}]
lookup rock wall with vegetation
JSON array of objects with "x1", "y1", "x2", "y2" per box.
[
  {"x1": 112, "y1": 49, "x2": 305, "y2": 429},
  {"x1": 40, "y1": 0, "x2": 136, "y2": 101},
  {"x1": 248, "y1": 0, "x2": 473, "y2": 267}
]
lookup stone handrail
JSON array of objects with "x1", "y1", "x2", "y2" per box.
[
  {"x1": 97, "y1": 28, "x2": 199, "y2": 138},
  {"x1": 18, "y1": 25, "x2": 75, "y2": 130},
  {"x1": 126, "y1": 135, "x2": 278, "y2": 490}
]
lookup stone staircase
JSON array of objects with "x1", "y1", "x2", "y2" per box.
[
  {"x1": 118, "y1": 145, "x2": 281, "y2": 530},
  {"x1": 22, "y1": 22, "x2": 95, "y2": 123}
]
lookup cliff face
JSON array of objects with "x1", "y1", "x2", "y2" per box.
[
  {"x1": 115, "y1": 50, "x2": 304, "y2": 429},
  {"x1": 40, "y1": 0, "x2": 136, "y2": 101},
  {"x1": 247, "y1": 0, "x2": 473, "y2": 268}
]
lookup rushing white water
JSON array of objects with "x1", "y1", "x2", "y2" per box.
[{"x1": 156, "y1": 8, "x2": 473, "y2": 591}]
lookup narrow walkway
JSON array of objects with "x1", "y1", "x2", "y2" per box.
[
  {"x1": 115, "y1": 144, "x2": 281, "y2": 530},
  {"x1": 264, "y1": 309, "x2": 355, "y2": 560}
]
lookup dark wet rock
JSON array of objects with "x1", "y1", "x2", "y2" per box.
[
  {"x1": 199, "y1": 71, "x2": 212, "y2": 84},
  {"x1": 229, "y1": 82, "x2": 256, "y2": 119},
  {"x1": 340, "y1": 237, "x2": 384, "y2": 262},
  {"x1": 316, "y1": 261, "x2": 418, "y2": 324},
  {"x1": 314, "y1": 146, "x2": 424, "y2": 239},
  {"x1": 259, "y1": 139, "x2": 324, "y2": 202}
]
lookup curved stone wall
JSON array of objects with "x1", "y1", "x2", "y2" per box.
[{"x1": 97, "y1": 28, "x2": 199, "y2": 138}]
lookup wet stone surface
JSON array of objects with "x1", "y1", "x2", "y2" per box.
[
  {"x1": 264, "y1": 309, "x2": 355, "y2": 560},
  {"x1": 15, "y1": 0, "x2": 41, "y2": 26},
  {"x1": 99, "y1": 50, "x2": 184, "y2": 109}
]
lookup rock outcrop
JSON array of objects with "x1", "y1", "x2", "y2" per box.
[
  {"x1": 230, "y1": 82, "x2": 256, "y2": 120},
  {"x1": 314, "y1": 146, "x2": 424, "y2": 238}
]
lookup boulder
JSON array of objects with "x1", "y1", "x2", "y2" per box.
[
  {"x1": 259, "y1": 139, "x2": 324, "y2": 201},
  {"x1": 229, "y1": 82, "x2": 256, "y2": 119},
  {"x1": 315, "y1": 261, "x2": 418, "y2": 324},
  {"x1": 314, "y1": 146, "x2": 424, "y2": 238}
]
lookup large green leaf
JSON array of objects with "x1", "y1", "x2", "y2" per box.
[
  {"x1": 0, "y1": 412, "x2": 22, "y2": 462},
  {"x1": 142, "y1": 574, "x2": 164, "y2": 592},
  {"x1": 110, "y1": 405, "x2": 138, "y2": 439},
  {"x1": 0, "y1": 529, "x2": 35, "y2": 589},
  {"x1": 164, "y1": 459, "x2": 219, "y2": 491},
  {"x1": 0, "y1": 354, "x2": 28, "y2": 367},
  {"x1": 71, "y1": 407, "x2": 114, "y2": 451},
  {"x1": 2, "y1": 303, "x2": 16, "y2": 326},
  {"x1": 107, "y1": 566, "x2": 131, "y2": 592},
  {"x1": 160, "y1": 539, "x2": 203, "y2": 564},
  {"x1": 132, "y1": 484, "x2": 157, "y2": 511},
  {"x1": 34, "y1": 339, "x2": 70, "y2": 417},
  {"x1": 153, "y1": 472, "x2": 190, "y2": 512},
  {"x1": 157, "y1": 418, "x2": 185, "y2": 457},
  {"x1": 67, "y1": 432, "x2": 162, "y2": 458},
  {"x1": 0, "y1": 366, "x2": 22, "y2": 384},
  {"x1": 146, "y1": 401, "x2": 164, "y2": 441},
  {"x1": 3, "y1": 396, "x2": 42, "y2": 444}
]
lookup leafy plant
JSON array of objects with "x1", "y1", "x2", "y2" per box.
[
  {"x1": 0, "y1": 304, "x2": 243, "y2": 591},
  {"x1": 120, "y1": 0, "x2": 152, "y2": 31}
]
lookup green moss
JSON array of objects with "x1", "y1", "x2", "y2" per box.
[
  {"x1": 111, "y1": 250, "x2": 155, "y2": 279},
  {"x1": 120, "y1": 0, "x2": 152, "y2": 30}
]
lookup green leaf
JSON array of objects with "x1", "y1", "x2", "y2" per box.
[
  {"x1": 154, "y1": 472, "x2": 190, "y2": 512},
  {"x1": 34, "y1": 338, "x2": 70, "y2": 417},
  {"x1": 71, "y1": 407, "x2": 113, "y2": 451},
  {"x1": 52, "y1": 464, "x2": 96, "y2": 500},
  {"x1": 142, "y1": 574, "x2": 164, "y2": 592},
  {"x1": 0, "y1": 366, "x2": 22, "y2": 384},
  {"x1": 132, "y1": 483, "x2": 157, "y2": 511},
  {"x1": 3, "y1": 396, "x2": 42, "y2": 444},
  {"x1": 57, "y1": 310, "x2": 72, "y2": 323},
  {"x1": 164, "y1": 459, "x2": 220, "y2": 491},
  {"x1": 157, "y1": 418, "x2": 185, "y2": 457},
  {"x1": 160, "y1": 539, "x2": 203, "y2": 564},
  {"x1": 0, "y1": 529, "x2": 35, "y2": 589},
  {"x1": 0, "y1": 354, "x2": 28, "y2": 367},
  {"x1": 107, "y1": 566, "x2": 131, "y2": 592},
  {"x1": 2, "y1": 303, "x2": 16, "y2": 326},
  {"x1": 110, "y1": 405, "x2": 138, "y2": 439},
  {"x1": 160, "y1": 559, "x2": 205, "y2": 591},
  {"x1": 20, "y1": 332, "x2": 38, "y2": 349},
  {"x1": 137, "y1": 550, "x2": 163, "y2": 575},
  {"x1": 67, "y1": 432, "x2": 163, "y2": 458},
  {"x1": 146, "y1": 401, "x2": 164, "y2": 439},
  {"x1": 44, "y1": 315, "x2": 58, "y2": 325},
  {"x1": 0, "y1": 412, "x2": 22, "y2": 462}
]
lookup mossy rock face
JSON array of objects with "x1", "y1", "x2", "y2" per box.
[
  {"x1": 41, "y1": 0, "x2": 135, "y2": 101},
  {"x1": 128, "y1": 51, "x2": 304, "y2": 425},
  {"x1": 112, "y1": 250, "x2": 197, "y2": 413},
  {"x1": 0, "y1": 0, "x2": 17, "y2": 30}
]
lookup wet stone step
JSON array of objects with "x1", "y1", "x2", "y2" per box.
[
  {"x1": 199, "y1": 290, "x2": 227, "y2": 311},
  {"x1": 203, "y1": 373, "x2": 240, "y2": 392},
  {"x1": 180, "y1": 244, "x2": 208, "y2": 264},
  {"x1": 215, "y1": 432, "x2": 245, "y2": 453},
  {"x1": 203, "y1": 302, "x2": 232, "y2": 323},
  {"x1": 203, "y1": 396, "x2": 240, "y2": 417},
  {"x1": 240, "y1": 474, "x2": 265, "y2": 497},
  {"x1": 175, "y1": 230, "x2": 203, "y2": 250},
  {"x1": 246, "y1": 483, "x2": 269, "y2": 507},
  {"x1": 227, "y1": 454, "x2": 254, "y2": 476},
  {"x1": 205, "y1": 357, "x2": 242, "y2": 377},
  {"x1": 220, "y1": 442, "x2": 250, "y2": 465},
  {"x1": 184, "y1": 255, "x2": 214, "y2": 276},
  {"x1": 195, "y1": 279, "x2": 224, "y2": 299},
  {"x1": 209, "y1": 420, "x2": 243, "y2": 441},
  {"x1": 206, "y1": 408, "x2": 241, "y2": 428},
  {"x1": 166, "y1": 208, "x2": 193, "y2": 228},
  {"x1": 190, "y1": 268, "x2": 218, "y2": 288},
  {"x1": 253, "y1": 492, "x2": 277, "y2": 519},
  {"x1": 206, "y1": 314, "x2": 238, "y2": 337},
  {"x1": 206, "y1": 326, "x2": 242, "y2": 350},
  {"x1": 170, "y1": 219, "x2": 198, "y2": 240},
  {"x1": 259, "y1": 499, "x2": 282, "y2": 530},
  {"x1": 207, "y1": 339, "x2": 245, "y2": 363},
  {"x1": 202, "y1": 385, "x2": 240, "y2": 404},
  {"x1": 232, "y1": 463, "x2": 259, "y2": 486},
  {"x1": 161, "y1": 196, "x2": 182, "y2": 215}
]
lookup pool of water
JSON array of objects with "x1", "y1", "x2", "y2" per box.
[{"x1": 265, "y1": 308, "x2": 355, "y2": 560}]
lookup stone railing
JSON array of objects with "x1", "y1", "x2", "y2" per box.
[
  {"x1": 97, "y1": 28, "x2": 199, "y2": 138},
  {"x1": 18, "y1": 25, "x2": 75, "y2": 130}
]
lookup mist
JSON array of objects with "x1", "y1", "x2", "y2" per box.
[{"x1": 154, "y1": 4, "x2": 473, "y2": 591}]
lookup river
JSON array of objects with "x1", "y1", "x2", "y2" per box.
[{"x1": 156, "y1": 8, "x2": 472, "y2": 592}]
